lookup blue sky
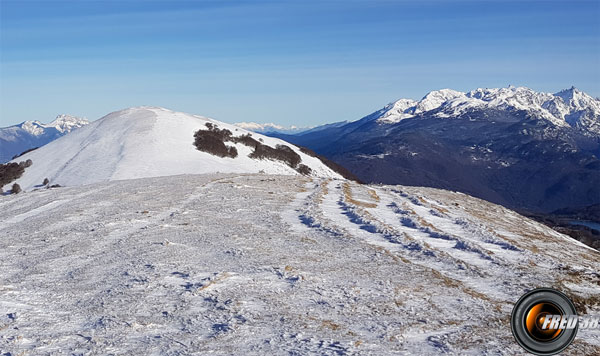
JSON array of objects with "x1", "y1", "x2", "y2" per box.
[{"x1": 1, "y1": 0, "x2": 599, "y2": 127}]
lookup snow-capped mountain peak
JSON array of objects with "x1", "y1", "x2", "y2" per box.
[
  {"x1": 17, "y1": 114, "x2": 89, "y2": 136},
  {"x1": 554, "y1": 86, "x2": 599, "y2": 112},
  {"x1": 414, "y1": 88, "x2": 465, "y2": 114},
  {"x1": 374, "y1": 86, "x2": 600, "y2": 134},
  {"x1": 555, "y1": 86, "x2": 580, "y2": 103},
  {"x1": 0, "y1": 114, "x2": 89, "y2": 163},
  {"x1": 377, "y1": 99, "x2": 418, "y2": 123},
  {"x1": 46, "y1": 114, "x2": 90, "y2": 133},
  {"x1": 19, "y1": 120, "x2": 46, "y2": 136}
]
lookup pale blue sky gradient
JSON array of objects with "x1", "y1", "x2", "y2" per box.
[{"x1": 1, "y1": 0, "x2": 599, "y2": 126}]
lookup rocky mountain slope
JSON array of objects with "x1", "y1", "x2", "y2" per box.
[
  {"x1": 271, "y1": 86, "x2": 600, "y2": 214},
  {"x1": 0, "y1": 115, "x2": 89, "y2": 163},
  {"x1": 0, "y1": 174, "x2": 598, "y2": 355},
  {"x1": 1, "y1": 107, "x2": 343, "y2": 192}
]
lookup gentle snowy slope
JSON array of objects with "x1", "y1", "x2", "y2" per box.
[
  {"x1": 0, "y1": 174, "x2": 598, "y2": 355},
  {"x1": 4, "y1": 107, "x2": 341, "y2": 191},
  {"x1": 0, "y1": 114, "x2": 89, "y2": 163}
]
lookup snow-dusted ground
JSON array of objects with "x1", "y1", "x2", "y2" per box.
[{"x1": 1, "y1": 174, "x2": 599, "y2": 355}]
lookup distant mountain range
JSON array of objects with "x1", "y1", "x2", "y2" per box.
[
  {"x1": 3, "y1": 86, "x2": 599, "y2": 217},
  {"x1": 1, "y1": 107, "x2": 343, "y2": 192},
  {"x1": 234, "y1": 122, "x2": 311, "y2": 135},
  {"x1": 235, "y1": 121, "x2": 350, "y2": 136},
  {"x1": 269, "y1": 86, "x2": 600, "y2": 215},
  {"x1": 0, "y1": 115, "x2": 89, "y2": 163}
]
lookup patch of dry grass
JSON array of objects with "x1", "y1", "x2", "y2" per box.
[
  {"x1": 192, "y1": 272, "x2": 231, "y2": 294},
  {"x1": 368, "y1": 189, "x2": 380, "y2": 202},
  {"x1": 343, "y1": 182, "x2": 377, "y2": 208}
]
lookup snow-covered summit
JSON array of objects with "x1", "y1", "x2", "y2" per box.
[
  {"x1": 415, "y1": 88, "x2": 464, "y2": 114},
  {"x1": 45, "y1": 114, "x2": 90, "y2": 133},
  {"x1": 0, "y1": 114, "x2": 89, "y2": 163},
  {"x1": 378, "y1": 98, "x2": 418, "y2": 123},
  {"x1": 16, "y1": 114, "x2": 89, "y2": 136},
  {"x1": 6, "y1": 106, "x2": 342, "y2": 191},
  {"x1": 376, "y1": 86, "x2": 600, "y2": 134}
]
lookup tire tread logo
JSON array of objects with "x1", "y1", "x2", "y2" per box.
[{"x1": 511, "y1": 288, "x2": 578, "y2": 355}]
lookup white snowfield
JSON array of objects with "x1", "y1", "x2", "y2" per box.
[
  {"x1": 1, "y1": 174, "x2": 598, "y2": 355},
  {"x1": 4, "y1": 107, "x2": 341, "y2": 192}
]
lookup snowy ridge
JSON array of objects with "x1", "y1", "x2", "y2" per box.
[
  {"x1": 8, "y1": 115, "x2": 89, "y2": 137},
  {"x1": 0, "y1": 174, "x2": 598, "y2": 354},
  {"x1": 42, "y1": 114, "x2": 89, "y2": 134},
  {"x1": 0, "y1": 114, "x2": 89, "y2": 163},
  {"x1": 5, "y1": 106, "x2": 342, "y2": 191},
  {"x1": 376, "y1": 86, "x2": 600, "y2": 134}
]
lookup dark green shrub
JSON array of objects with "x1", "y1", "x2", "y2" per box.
[
  {"x1": 232, "y1": 133, "x2": 260, "y2": 148},
  {"x1": 194, "y1": 123, "x2": 315, "y2": 174},
  {"x1": 194, "y1": 132, "x2": 234, "y2": 158},
  {"x1": 249, "y1": 143, "x2": 301, "y2": 169},
  {"x1": 193, "y1": 125, "x2": 237, "y2": 158},
  {"x1": 19, "y1": 159, "x2": 32, "y2": 168},
  {"x1": 204, "y1": 122, "x2": 232, "y2": 140},
  {"x1": 0, "y1": 162, "x2": 25, "y2": 186},
  {"x1": 296, "y1": 164, "x2": 312, "y2": 175},
  {"x1": 299, "y1": 146, "x2": 316, "y2": 157},
  {"x1": 228, "y1": 146, "x2": 238, "y2": 158},
  {"x1": 275, "y1": 145, "x2": 301, "y2": 167}
]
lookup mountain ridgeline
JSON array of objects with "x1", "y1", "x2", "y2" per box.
[
  {"x1": 268, "y1": 86, "x2": 600, "y2": 216},
  {"x1": 0, "y1": 115, "x2": 89, "y2": 163}
]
